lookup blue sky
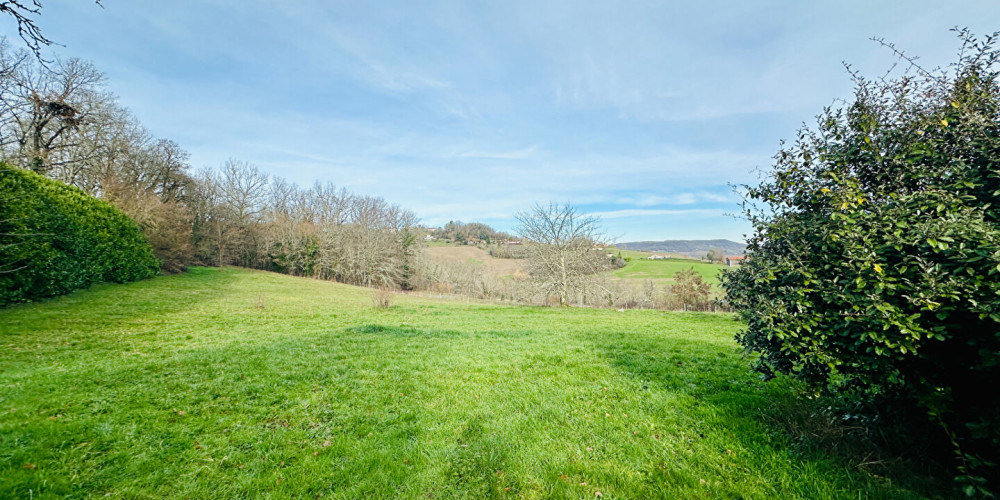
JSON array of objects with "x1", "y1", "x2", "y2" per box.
[{"x1": 7, "y1": 1, "x2": 1000, "y2": 242}]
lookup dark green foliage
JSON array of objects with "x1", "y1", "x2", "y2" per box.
[
  {"x1": 398, "y1": 228, "x2": 418, "y2": 290},
  {"x1": 266, "y1": 234, "x2": 320, "y2": 276},
  {"x1": 0, "y1": 166, "x2": 159, "y2": 305},
  {"x1": 722, "y1": 31, "x2": 1000, "y2": 489}
]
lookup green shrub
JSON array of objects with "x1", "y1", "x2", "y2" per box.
[
  {"x1": 0, "y1": 166, "x2": 159, "y2": 305},
  {"x1": 722, "y1": 31, "x2": 1000, "y2": 491}
]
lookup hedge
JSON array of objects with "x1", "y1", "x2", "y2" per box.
[{"x1": 0, "y1": 166, "x2": 159, "y2": 305}]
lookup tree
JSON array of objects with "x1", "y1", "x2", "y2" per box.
[
  {"x1": 3, "y1": 56, "x2": 109, "y2": 173},
  {"x1": 721, "y1": 30, "x2": 1000, "y2": 490},
  {"x1": 0, "y1": 43, "x2": 200, "y2": 273},
  {"x1": 188, "y1": 160, "x2": 268, "y2": 268},
  {"x1": 515, "y1": 202, "x2": 608, "y2": 306},
  {"x1": 704, "y1": 247, "x2": 724, "y2": 264},
  {"x1": 671, "y1": 268, "x2": 710, "y2": 310}
]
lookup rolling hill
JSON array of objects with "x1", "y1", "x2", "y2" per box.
[{"x1": 617, "y1": 239, "x2": 746, "y2": 258}]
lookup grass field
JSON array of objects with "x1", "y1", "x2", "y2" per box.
[
  {"x1": 613, "y1": 258, "x2": 726, "y2": 286},
  {"x1": 0, "y1": 268, "x2": 936, "y2": 498}
]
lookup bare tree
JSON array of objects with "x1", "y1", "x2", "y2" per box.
[
  {"x1": 335, "y1": 195, "x2": 418, "y2": 288},
  {"x1": 101, "y1": 173, "x2": 193, "y2": 273},
  {"x1": 1, "y1": 56, "x2": 109, "y2": 173},
  {"x1": 515, "y1": 202, "x2": 609, "y2": 306},
  {"x1": 213, "y1": 159, "x2": 268, "y2": 267},
  {"x1": 705, "y1": 247, "x2": 724, "y2": 264},
  {"x1": 188, "y1": 168, "x2": 228, "y2": 266},
  {"x1": 144, "y1": 139, "x2": 191, "y2": 202}
]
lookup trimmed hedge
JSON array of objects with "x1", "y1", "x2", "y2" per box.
[{"x1": 1, "y1": 167, "x2": 159, "y2": 305}]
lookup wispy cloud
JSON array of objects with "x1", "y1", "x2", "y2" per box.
[
  {"x1": 21, "y1": 0, "x2": 1000, "y2": 242},
  {"x1": 451, "y1": 145, "x2": 540, "y2": 160},
  {"x1": 616, "y1": 191, "x2": 734, "y2": 207},
  {"x1": 588, "y1": 208, "x2": 722, "y2": 219}
]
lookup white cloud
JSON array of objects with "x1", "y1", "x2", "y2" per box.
[
  {"x1": 588, "y1": 208, "x2": 722, "y2": 219},
  {"x1": 616, "y1": 191, "x2": 735, "y2": 207},
  {"x1": 451, "y1": 145, "x2": 540, "y2": 160},
  {"x1": 24, "y1": 0, "x2": 1000, "y2": 242}
]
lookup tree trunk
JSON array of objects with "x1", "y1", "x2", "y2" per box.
[{"x1": 560, "y1": 252, "x2": 568, "y2": 306}]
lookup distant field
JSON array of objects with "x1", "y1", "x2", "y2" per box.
[
  {"x1": 0, "y1": 268, "x2": 937, "y2": 498},
  {"x1": 607, "y1": 248, "x2": 665, "y2": 260},
  {"x1": 425, "y1": 244, "x2": 526, "y2": 277},
  {"x1": 425, "y1": 239, "x2": 454, "y2": 248},
  {"x1": 614, "y1": 257, "x2": 726, "y2": 285}
]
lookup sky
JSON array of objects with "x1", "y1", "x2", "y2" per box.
[{"x1": 5, "y1": 1, "x2": 1000, "y2": 242}]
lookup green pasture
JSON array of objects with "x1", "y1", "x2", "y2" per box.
[
  {"x1": 0, "y1": 268, "x2": 936, "y2": 498},
  {"x1": 613, "y1": 258, "x2": 726, "y2": 285}
]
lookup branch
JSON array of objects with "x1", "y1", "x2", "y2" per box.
[{"x1": 0, "y1": 1, "x2": 103, "y2": 62}]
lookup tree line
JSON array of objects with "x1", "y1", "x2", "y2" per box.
[
  {"x1": 0, "y1": 41, "x2": 419, "y2": 288},
  {"x1": 432, "y1": 220, "x2": 513, "y2": 245}
]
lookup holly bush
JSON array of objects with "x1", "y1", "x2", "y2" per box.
[
  {"x1": 722, "y1": 31, "x2": 1000, "y2": 490},
  {"x1": 1, "y1": 166, "x2": 159, "y2": 305}
]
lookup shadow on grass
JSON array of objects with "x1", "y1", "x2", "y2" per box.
[
  {"x1": 4, "y1": 322, "x2": 549, "y2": 499},
  {"x1": 347, "y1": 324, "x2": 533, "y2": 339},
  {"x1": 583, "y1": 331, "x2": 952, "y2": 499},
  {"x1": 0, "y1": 267, "x2": 243, "y2": 325},
  {"x1": 0, "y1": 329, "x2": 440, "y2": 498}
]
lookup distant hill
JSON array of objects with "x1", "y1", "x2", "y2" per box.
[{"x1": 616, "y1": 239, "x2": 746, "y2": 258}]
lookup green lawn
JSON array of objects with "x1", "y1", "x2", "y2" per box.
[
  {"x1": 0, "y1": 268, "x2": 934, "y2": 498},
  {"x1": 614, "y1": 258, "x2": 726, "y2": 285}
]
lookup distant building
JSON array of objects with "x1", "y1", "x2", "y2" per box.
[
  {"x1": 726, "y1": 256, "x2": 746, "y2": 267},
  {"x1": 648, "y1": 254, "x2": 669, "y2": 260}
]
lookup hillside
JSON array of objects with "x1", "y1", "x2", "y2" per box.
[
  {"x1": 0, "y1": 268, "x2": 937, "y2": 498},
  {"x1": 617, "y1": 239, "x2": 746, "y2": 258},
  {"x1": 425, "y1": 244, "x2": 526, "y2": 277}
]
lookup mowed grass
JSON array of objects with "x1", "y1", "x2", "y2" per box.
[
  {"x1": 614, "y1": 258, "x2": 726, "y2": 286},
  {"x1": 0, "y1": 268, "x2": 929, "y2": 499}
]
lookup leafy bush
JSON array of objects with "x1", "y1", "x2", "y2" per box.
[
  {"x1": 0, "y1": 166, "x2": 159, "y2": 305},
  {"x1": 722, "y1": 31, "x2": 1000, "y2": 489}
]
